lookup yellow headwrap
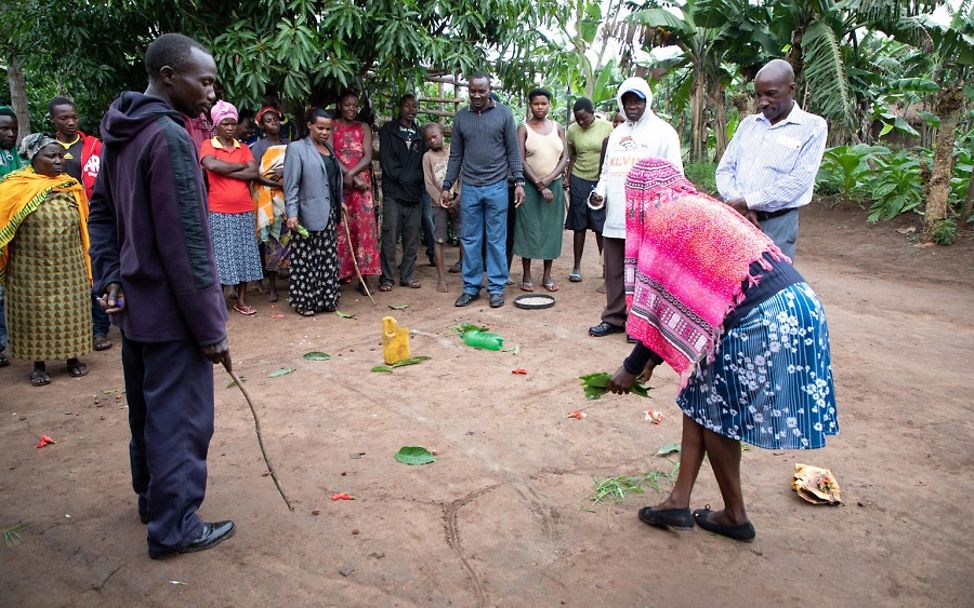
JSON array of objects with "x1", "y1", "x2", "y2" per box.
[{"x1": 0, "y1": 167, "x2": 91, "y2": 285}]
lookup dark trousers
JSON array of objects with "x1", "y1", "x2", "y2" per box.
[
  {"x1": 380, "y1": 197, "x2": 422, "y2": 285},
  {"x1": 601, "y1": 237, "x2": 627, "y2": 327},
  {"x1": 122, "y1": 336, "x2": 214, "y2": 554},
  {"x1": 92, "y1": 291, "x2": 110, "y2": 338}
]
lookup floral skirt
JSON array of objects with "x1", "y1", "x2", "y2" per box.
[
  {"x1": 677, "y1": 283, "x2": 838, "y2": 450},
  {"x1": 208, "y1": 211, "x2": 264, "y2": 285},
  {"x1": 289, "y1": 220, "x2": 340, "y2": 313}
]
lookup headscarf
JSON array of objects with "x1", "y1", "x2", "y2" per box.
[
  {"x1": 0, "y1": 166, "x2": 91, "y2": 285},
  {"x1": 210, "y1": 100, "x2": 238, "y2": 127},
  {"x1": 623, "y1": 158, "x2": 784, "y2": 382},
  {"x1": 18, "y1": 133, "x2": 58, "y2": 162},
  {"x1": 256, "y1": 105, "x2": 281, "y2": 124}
]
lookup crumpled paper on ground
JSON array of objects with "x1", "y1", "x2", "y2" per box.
[{"x1": 792, "y1": 463, "x2": 842, "y2": 505}]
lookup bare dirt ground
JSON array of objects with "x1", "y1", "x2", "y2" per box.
[{"x1": 1, "y1": 202, "x2": 972, "y2": 608}]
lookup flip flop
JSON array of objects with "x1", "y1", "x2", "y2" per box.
[
  {"x1": 543, "y1": 281, "x2": 559, "y2": 292},
  {"x1": 67, "y1": 361, "x2": 89, "y2": 378},
  {"x1": 233, "y1": 304, "x2": 257, "y2": 316},
  {"x1": 378, "y1": 283, "x2": 393, "y2": 292},
  {"x1": 93, "y1": 336, "x2": 113, "y2": 351},
  {"x1": 297, "y1": 309, "x2": 316, "y2": 317},
  {"x1": 568, "y1": 272, "x2": 582, "y2": 283},
  {"x1": 520, "y1": 282, "x2": 535, "y2": 292},
  {"x1": 31, "y1": 369, "x2": 51, "y2": 386},
  {"x1": 402, "y1": 279, "x2": 422, "y2": 289}
]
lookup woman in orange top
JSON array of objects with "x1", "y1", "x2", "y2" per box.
[{"x1": 200, "y1": 101, "x2": 264, "y2": 315}]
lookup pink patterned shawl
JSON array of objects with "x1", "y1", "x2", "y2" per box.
[{"x1": 624, "y1": 158, "x2": 786, "y2": 382}]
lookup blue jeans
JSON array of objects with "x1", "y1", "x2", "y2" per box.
[
  {"x1": 421, "y1": 192, "x2": 435, "y2": 263},
  {"x1": 0, "y1": 286, "x2": 7, "y2": 352},
  {"x1": 460, "y1": 180, "x2": 509, "y2": 295}
]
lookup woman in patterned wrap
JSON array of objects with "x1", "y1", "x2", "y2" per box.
[
  {"x1": 0, "y1": 133, "x2": 91, "y2": 385},
  {"x1": 283, "y1": 108, "x2": 343, "y2": 316},
  {"x1": 607, "y1": 158, "x2": 838, "y2": 542}
]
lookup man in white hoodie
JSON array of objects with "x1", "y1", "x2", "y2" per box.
[{"x1": 588, "y1": 77, "x2": 682, "y2": 337}]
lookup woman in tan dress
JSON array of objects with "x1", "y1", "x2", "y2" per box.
[{"x1": 0, "y1": 133, "x2": 91, "y2": 385}]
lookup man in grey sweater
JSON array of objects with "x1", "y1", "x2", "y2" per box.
[{"x1": 441, "y1": 71, "x2": 524, "y2": 308}]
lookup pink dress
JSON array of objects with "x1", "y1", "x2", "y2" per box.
[{"x1": 333, "y1": 120, "x2": 380, "y2": 279}]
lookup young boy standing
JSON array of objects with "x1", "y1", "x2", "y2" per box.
[{"x1": 422, "y1": 123, "x2": 460, "y2": 292}]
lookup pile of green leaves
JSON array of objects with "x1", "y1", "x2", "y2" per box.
[{"x1": 578, "y1": 372, "x2": 650, "y2": 400}]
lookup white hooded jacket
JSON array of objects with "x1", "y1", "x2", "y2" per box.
[{"x1": 593, "y1": 77, "x2": 683, "y2": 239}]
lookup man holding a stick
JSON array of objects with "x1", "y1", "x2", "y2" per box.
[{"x1": 88, "y1": 33, "x2": 235, "y2": 560}]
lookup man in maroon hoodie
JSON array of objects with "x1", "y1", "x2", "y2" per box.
[{"x1": 88, "y1": 33, "x2": 235, "y2": 560}]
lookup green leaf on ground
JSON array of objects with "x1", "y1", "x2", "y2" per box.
[
  {"x1": 394, "y1": 446, "x2": 437, "y2": 465},
  {"x1": 578, "y1": 372, "x2": 650, "y2": 400},
  {"x1": 335, "y1": 310, "x2": 357, "y2": 319},
  {"x1": 371, "y1": 355, "x2": 431, "y2": 373},
  {"x1": 2, "y1": 522, "x2": 29, "y2": 547},
  {"x1": 371, "y1": 365, "x2": 394, "y2": 373},
  {"x1": 453, "y1": 323, "x2": 489, "y2": 336},
  {"x1": 268, "y1": 367, "x2": 296, "y2": 378},
  {"x1": 388, "y1": 304, "x2": 408, "y2": 310},
  {"x1": 303, "y1": 351, "x2": 331, "y2": 361},
  {"x1": 656, "y1": 443, "x2": 681, "y2": 457},
  {"x1": 226, "y1": 376, "x2": 247, "y2": 388},
  {"x1": 502, "y1": 344, "x2": 521, "y2": 354}
]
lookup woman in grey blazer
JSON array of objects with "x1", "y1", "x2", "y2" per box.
[{"x1": 284, "y1": 108, "x2": 344, "y2": 316}]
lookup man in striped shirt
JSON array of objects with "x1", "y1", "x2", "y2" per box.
[{"x1": 716, "y1": 59, "x2": 827, "y2": 259}]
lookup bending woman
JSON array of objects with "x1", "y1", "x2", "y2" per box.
[
  {"x1": 0, "y1": 134, "x2": 91, "y2": 385},
  {"x1": 607, "y1": 158, "x2": 838, "y2": 542},
  {"x1": 283, "y1": 108, "x2": 343, "y2": 316}
]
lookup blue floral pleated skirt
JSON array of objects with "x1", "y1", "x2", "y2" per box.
[
  {"x1": 677, "y1": 283, "x2": 838, "y2": 450},
  {"x1": 208, "y1": 211, "x2": 265, "y2": 285}
]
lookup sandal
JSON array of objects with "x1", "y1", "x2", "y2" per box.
[
  {"x1": 568, "y1": 271, "x2": 582, "y2": 283},
  {"x1": 519, "y1": 282, "x2": 535, "y2": 292},
  {"x1": 31, "y1": 369, "x2": 51, "y2": 386},
  {"x1": 297, "y1": 309, "x2": 316, "y2": 317},
  {"x1": 67, "y1": 360, "x2": 89, "y2": 378},
  {"x1": 378, "y1": 283, "x2": 393, "y2": 292},
  {"x1": 542, "y1": 281, "x2": 559, "y2": 292},
  {"x1": 356, "y1": 282, "x2": 372, "y2": 296},
  {"x1": 93, "y1": 336, "x2": 113, "y2": 351},
  {"x1": 402, "y1": 279, "x2": 421, "y2": 289},
  {"x1": 233, "y1": 304, "x2": 257, "y2": 316}
]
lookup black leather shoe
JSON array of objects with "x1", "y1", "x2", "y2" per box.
[
  {"x1": 488, "y1": 293, "x2": 504, "y2": 308},
  {"x1": 693, "y1": 507, "x2": 755, "y2": 542},
  {"x1": 589, "y1": 322, "x2": 624, "y2": 337},
  {"x1": 455, "y1": 292, "x2": 480, "y2": 307},
  {"x1": 638, "y1": 506, "x2": 693, "y2": 530},
  {"x1": 149, "y1": 520, "x2": 236, "y2": 559}
]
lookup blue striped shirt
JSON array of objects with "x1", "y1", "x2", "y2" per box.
[{"x1": 716, "y1": 104, "x2": 827, "y2": 213}]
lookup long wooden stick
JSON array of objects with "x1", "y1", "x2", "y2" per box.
[
  {"x1": 342, "y1": 207, "x2": 376, "y2": 304},
  {"x1": 223, "y1": 363, "x2": 294, "y2": 512}
]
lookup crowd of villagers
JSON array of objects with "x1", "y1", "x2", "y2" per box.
[{"x1": 0, "y1": 56, "x2": 838, "y2": 543}]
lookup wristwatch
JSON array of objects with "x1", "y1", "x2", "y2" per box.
[{"x1": 513, "y1": 180, "x2": 525, "y2": 188}]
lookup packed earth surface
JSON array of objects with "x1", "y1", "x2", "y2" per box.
[{"x1": 1, "y1": 202, "x2": 972, "y2": 607}]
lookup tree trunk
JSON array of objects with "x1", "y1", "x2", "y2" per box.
[
  {"x1": 7, "y1": 55, "x2": 29, "y2": 140},
  {"x1": 922, "y1": 85, "x2": 963, "y2": 241},
  {"x1": 710, "y1": 80, "x2": 727, "y2": 163},
  {"x1": 691, "y1": 67, "x2": 706, "y2": 163}
]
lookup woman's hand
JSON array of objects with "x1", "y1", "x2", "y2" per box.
[
  {"x1": 588, "y1": 192, "x2": 604, "y2": 208},
  {"x1": 637, "y1": 361, "x2": 657, "y2": 384},
  {"x1": 354, "y1": 176, "x2": 368, "y2": 191},
  {"x1": 607, "y1": 365, "x2": 637, "y2": 394},
  {"x1": 270, "y1": 166, "x2": 284, "y2": 182},
  {"x1": 342, "y1": 171, "x2": 355, "y2": 189},
  {"x1": 287, "y1": 216, "x2": 299, "y2": 231}
]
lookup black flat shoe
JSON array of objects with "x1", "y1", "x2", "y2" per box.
[
  {"x1": 455, "y1": 292, "x2": 480, "y2": 307},
  {"x1": 693, "y1": 507, "x2": 755, "y2": 542},
  {"x1": 149, "y1": 520, "x2": 236, "y2": 559},
  {"x1": 589, "y1": 322, "x2": 624, "y2": 337},
  {"x1": 638, "y1": 506, "x2": 694, "y2": 530}
]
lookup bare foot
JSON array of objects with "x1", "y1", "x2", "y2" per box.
[{"x1": 437, "y1": 279, "x2": 449, "y2": 293}]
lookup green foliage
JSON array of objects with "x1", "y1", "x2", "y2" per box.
[
  {"x1": 589, "y1": 460, "x2": 680, "y2": 504},
  {"x1": 370, "y1": 355, "x2": 431, "y2": 373},
  {"x1": 684, "y1": 160, "x2": 717, "y2": 195},
  {"x1": 578, "y1": 372, "x2": 650, "y2": 400},
  {"x1": 864, "y1": 149, "x2": 926, "y2": 222},
  {"x1": 931, "y1": 218, "x2": 958, "y2": 245},
  {"x1": 394, "y1": 446, "x2": 437, "y2": 465},
  {"x1": 816, "y1": 144, "x2": 890, "y2": 196}
]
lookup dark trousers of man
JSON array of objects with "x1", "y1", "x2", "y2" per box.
[
  {"x1": 92, "y1": 291, "x2": 110, "y2": 339},
  {"x1": 380, "y1": 197, "x2": 421, "y2": 286},
  {"x1": 122, "y1": 336, "x2": 214, "y2": 555},
  {"x1": 600, "y1": 236, "x2": 627, "y2": 328}
]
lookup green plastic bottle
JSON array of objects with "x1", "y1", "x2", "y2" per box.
[{"x1": 461, "y1": 330, "x2": 504, "y2": 351}]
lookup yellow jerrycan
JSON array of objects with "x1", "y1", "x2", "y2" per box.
[{"x1": 382, "y1": 316, "x2": 411, "y2": 364}]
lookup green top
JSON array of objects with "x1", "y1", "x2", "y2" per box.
[
  {"x1": 0, "y1": 149, "x2": 24, "y2": 179},
  {"x1": 566, "y1": 118, "x2": 614, "y2": 181}
]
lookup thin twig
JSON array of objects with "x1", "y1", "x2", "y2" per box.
[
  {"x1": 342, "y1": 207, "x2": 376, "y2": 304},
  {"x1": 223, "y1": 364, "x2": 294, "y2": 512}
]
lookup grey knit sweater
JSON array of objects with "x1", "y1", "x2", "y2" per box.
[{"x1": 441, "y1": 101, "x2": 524, "y2": 189}]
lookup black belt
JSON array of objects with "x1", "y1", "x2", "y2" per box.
[{"x1": 755, "y1": 207, "x2": 798, "y2": 221}]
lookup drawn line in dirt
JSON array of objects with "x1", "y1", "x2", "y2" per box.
[
  {"x1": 443, "y1": 484, "x2": 500, "y2": 608},
  {"x1": 92, "y1": 564, "x2": 123, "y2": 592}
]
